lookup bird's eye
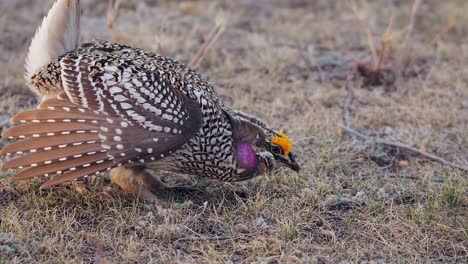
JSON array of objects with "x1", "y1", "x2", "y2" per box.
[{"x1": 270, "y1": 144, "x2": 284, "y2": 155}]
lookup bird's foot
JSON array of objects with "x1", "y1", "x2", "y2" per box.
[
  {"x1": 109, "y1": 166, "x2": 162, "y2": 203},
  {"x1": 109, "y1": 167, "x2": 203, "y2": 202}
]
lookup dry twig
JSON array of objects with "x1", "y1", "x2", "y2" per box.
[
  {"x1": 175, "y1": 235, "x2": 242, "y2": 243},
  {"x1": 430, "y1": 18, "x2": 455, "y2": 46},
  {"x1": 400, "y1": 0, "x2": 422, "y2": 69},
  {"x1": 107, "y1": 0, "x2": 122, "y2": 42},
  {"x1": 350, "y1": 2, "x2": 396, "y2": 86},
  {"x1": 343, "y1": 76, "x2": 355, "y2": 129},
  {"x1": 342, "y1": 78, "x2": 468, "y2": 172},
  {"x1": 348, "y1": 1, "x2": 378, "y2": 67},
  {"x1": 341, "y1": 126, "x2": 468, "y2": 172},
  {"x1": 190, "y1": 22, "x2": 225, "y2": 69},
  {"x1": 403, "y1": 0, "x2": 422, "y2": 48}
]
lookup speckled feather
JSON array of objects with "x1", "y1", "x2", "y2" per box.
[{"x1": 2, "y1": 40, "x2": 266, "y2": 186}]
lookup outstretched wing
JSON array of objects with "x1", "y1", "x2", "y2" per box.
[{"x1": 1, "y1": 53, "x2": 202, "y2": 187}]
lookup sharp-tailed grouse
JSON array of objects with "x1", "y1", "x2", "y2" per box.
[{"x1": 0, "y1": 0, "x2": 299, "y2": 201}]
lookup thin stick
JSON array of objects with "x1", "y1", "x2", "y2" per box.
[
  {"x1": 348, "y1": 0, "x2": 378, "y2": 67},
  {"x1": 341, "y1": 125, "x2": 468, "y2": 172},
  {"x1": 343, "y1": 78, "x2": 355, "y2": 129},
  {"x1": 400, "y1": 0, "x2": 422, "y2": 68},
  {"x1": 375, "y1": 15, "x2": 394, "y2": 72},
  {"x1": 341, "y1": 78, "x2": 467, "y2": 172},
  {"x1": 403, "y1": 0, "x2": 422, "y2": 48},
  {"x1": 107, "y1": 0, "x2": 122, "y2": 43},
  {"x1": 190, "y1": 22, "x2": 225, "y2": 69},
  {"x1": 363, "y1": 28, "x2": 378, "y2": 68},
  {"x1": 430, "y1": 19, "x2": 454, "y2": 46},
  {"x1": 175, "y1": 235, "x2": 242, "y2": 243}
]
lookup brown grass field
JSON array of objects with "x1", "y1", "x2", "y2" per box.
[{"x1": 0, "y1": 0, "x2": 467, "y2": 263}]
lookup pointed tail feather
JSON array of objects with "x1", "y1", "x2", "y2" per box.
[
  {"x1": 11, "y1": 109, "x2": 103, "y2": 124},
  {"x1": 1, "y1": 122, "x2": 99, "y2": 139},
  {"x1": 1, "y1": 95, "x2": 131, "y2": 187},
  {"x1": 2, "y1": 143, "x2": 104, "y2": 170},
  {"x1": 0, "y1": 133, "x2": 98, "y2": 156},
  {"x1": 41, "y1": 159, "x2": 116, "y2": 188},
  {"x1": 25, "y1": 0, "x2": 80, "y2": 86},
  {"x1": 9, "y1": 152, "x2": 110, "y2": 181}
]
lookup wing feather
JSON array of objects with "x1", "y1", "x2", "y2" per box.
[{"x1": 1, "y1": 52, "x2": 203, "y2": 187}]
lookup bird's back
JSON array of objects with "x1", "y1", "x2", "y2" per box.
[
  {"x1": 27, "y1": 39, "x2": 247, "y2": 181},
  {"x1": 2, "y1": 0, "x2": 293, "y2": 189},
  {"x1": 31, "y1": 40, "x2": 221, "y2": 104}
]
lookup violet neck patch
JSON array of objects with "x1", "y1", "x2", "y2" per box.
[{"x1": 235, "y1": 142, "x2": 258, "y2": 171}]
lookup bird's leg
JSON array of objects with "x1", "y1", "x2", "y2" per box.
[
  {"x1": 110, "y1": 167, "x2": 204, "y2": 202},
  {"x1": 109, "y1": 166, "x2": 169, "y2": 202},
  {"x1": 140, "y1": 173, "x2": 204, "y2": 196}
]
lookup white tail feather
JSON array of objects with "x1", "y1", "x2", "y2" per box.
[{"x1": 25, "y1": 0, "x2": 80, "y2": 83}]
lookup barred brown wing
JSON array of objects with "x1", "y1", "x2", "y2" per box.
[{"x1": 1, "y1": 53, "x2": 202, "y2": 187}]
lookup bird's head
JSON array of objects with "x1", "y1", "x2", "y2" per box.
[
  {"x1": 227, "y1": 111, "x2": 300, "y2": 180},
  {"x1": 265, "y1": 130, "x2": 300, "y2": 171}
]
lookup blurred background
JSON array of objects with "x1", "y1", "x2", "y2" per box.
[{"x1": 0, "y1": 0, "x2": 467, "y2": 262}]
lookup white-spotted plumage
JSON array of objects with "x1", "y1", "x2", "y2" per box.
[
  {"x1": 25, "y1": 0, "x2": 80, "y2": 87},
  {"x1": 1, "y1": 0, "x2": 296, "y2": 190}
]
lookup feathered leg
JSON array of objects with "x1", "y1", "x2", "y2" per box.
[
  {"x1": 109, "y1": 167, "x2": 204, "y2": 202},
  {"x1": 109, "y1": 166, "x2": 168, "y2": 203}
]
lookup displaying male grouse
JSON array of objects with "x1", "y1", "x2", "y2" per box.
[{"x1": 1, "y1": 0, "x2": 299, "y2": 202}]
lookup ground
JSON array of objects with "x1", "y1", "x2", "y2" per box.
[{"x1": 0, "y1": 0, "x2": 467, "y2": 263}]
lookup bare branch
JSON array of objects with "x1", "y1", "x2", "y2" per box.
[
  {"x1": 341, "y1": 125, "x2": 468, "y2": 172},
  {"x1": 403, "y1": 0, "x2": 422, "y2": 48},
  {"x1": 107, "y1": 0, "x2": 122, "y2": 42},
  {"x1": 175, "y1": 235, "x2": 241, "y2": 243},
  {"x1": 348, "y1": 1, "x2": 378, "y2": 68},
  {"x1": 400, "y1": 0, "x2": 422, "y2": 68},
  {"x1": 190, "y1": 22, "x2": 225, "y2": 69},
  {"x1": 341, "y1": 72, "x2": 467, "y2": 172},
  {"x1": 343, "y1": 77, "x2": 355, "y2": 129}
]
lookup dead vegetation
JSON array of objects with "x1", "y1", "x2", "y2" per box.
[{"x1": 0, "y1": 0, "x2": 467, "y2": 263}]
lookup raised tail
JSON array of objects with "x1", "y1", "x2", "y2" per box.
[
  {"x1": 0, "y1": 94, "x2": 125, "y2": 188},
  {"x1": 25, "y1": 0, "x2": 80, "y2": 90}
]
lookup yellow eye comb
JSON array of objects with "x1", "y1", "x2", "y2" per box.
[{"x1": 271, "y1": 131, "x2": 292, "y2": 156}]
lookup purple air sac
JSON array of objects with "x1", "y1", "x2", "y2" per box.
[{"x1": 235, "y1": 142, "x2": 258, "y2": 171}]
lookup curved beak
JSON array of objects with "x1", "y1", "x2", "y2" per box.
[{"x1": 274, "y1": 152, "x2": 300, "y2": 172}]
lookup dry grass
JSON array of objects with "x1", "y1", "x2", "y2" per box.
[{"x1": 1, "y1": 0, "x2": 467, "y2": 263}]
